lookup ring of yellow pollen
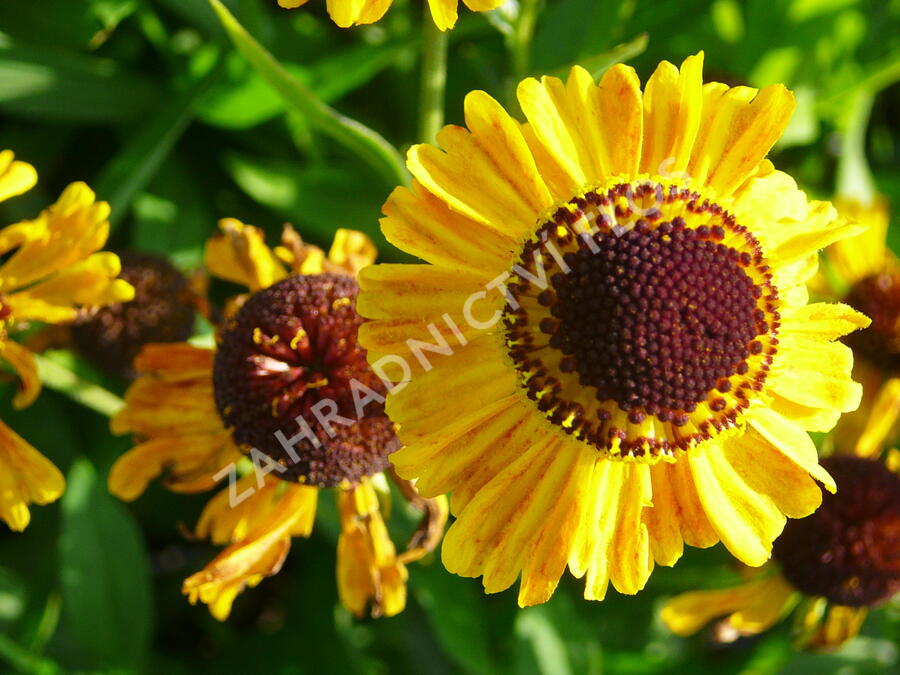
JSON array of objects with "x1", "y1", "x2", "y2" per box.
[{"x1": 503, "y1": 178, "x2": 779, "y2": 463}]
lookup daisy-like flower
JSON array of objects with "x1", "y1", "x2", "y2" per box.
[
  {"x1": 108, "y1": 219, "x2": 447, "y2": 620},
  {"x1": 357, "y1": 53, "x2": 870, "y2": 606},
  {"x1": 818, "y1": 197, "x2": 900, "y2": 457},
  {"x1": 660, "y1": 449, "x2": 900, "y2": 649},
  {"x1": 276, "y1": 0, "x2": 504, "y2": 31},
  {"x1": 0, "y1": 150, "x2": 134, "y2": 531}
]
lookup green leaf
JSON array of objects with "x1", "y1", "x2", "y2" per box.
[
  {"x1": 0, "y1": 35, "x2": 159, "y2": 123},
  {"x1": 514, "y1": 605, "x2": 574, "y2": 675},
  {"x1": 94, "y1": 56, "x2": 223, "y2": 229},
  {"x1": 411, "y1": 562, "x2": 500, "y2": 675},
  {"x1": 223, "y1": 152, "x2": 387, "y2": 245},
  {"x1": 207, "y1": 0, "x2": 409, "y2": 187},
  {"x1": 34, "y1": 352, "x2": 124, "y2": 419},
  {"x1": 59, "y1": 459, "x2": 153, "y2": 671}
]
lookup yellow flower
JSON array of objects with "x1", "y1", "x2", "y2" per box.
[
  {"x1": 357, "y1": 53, "x2": 870, "y2": 607},
  {"x1": 276, "y1": 0, "x2": 504, "y2": 31},
  {"x1": 109, "y1": 219, "x2": 447, "y2": 620},
  {"x1": 817, "y1": 196, "x2": 900, "y2": 457},
  {"x1": 0, "y1": 150, "x2": 134, "y2": 531},
  {"x1": 661, "y1": 447, "x2": 900, "y2": 650}
]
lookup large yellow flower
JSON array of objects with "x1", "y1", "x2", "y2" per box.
[
  {"x1": 0, "y1": 150, "x2": 134, "y2": 531},
  {"x1": 276, "y1": 0, "x2": 504, "y2": 31},
  {"x1": 109, "y1": 220, "x2": 446, "y2": 620},
  {"x1": 357, "y1": 53, "x2": 870, "y2": 606},
  {"x1": 661, "y1": 446, "x2": 900, "y2": 650}
]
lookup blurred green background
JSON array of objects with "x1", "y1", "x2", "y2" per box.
[{"x1": 0, "y1": 0, "x2": 898, "y2": 673}]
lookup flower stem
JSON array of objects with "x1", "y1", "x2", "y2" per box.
[
  {"x1": 418, "y1": 13, "x2": 448, "y2": 144},
  {"x1": 34, "y1": 352, "x2": 124, "y2": 418},
  {"x1": 836, "y1": 89, "x2": 876, "y2": 203},
  {"x1": 510, "y1": 0, "x2": 541, "y2": 82}
]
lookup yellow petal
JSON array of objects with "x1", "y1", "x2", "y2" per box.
[
  {"x1": 407, "y1": 90, "x2": 553, "y2": 239},
  {"x1": 644, "y1": 461, "x2": 685, "y2": 566},
  {"x1": 769, "y1": 335, "x2": 862, "y2": 414},
  {"x1": 689, "y1": 442, "x2": 785, "y2": 567},
  {"x1": 771, "y1": 202, "x2": 866, "y2": 266},
  {"x1": 326, "y1": 228, "x2": 377, "y2": 276},
  {"x1": 133, "y1": 342, "x2": 214, "y2": 379},
  {"x1": 183, "y1": 485, "x2": 314, "y2": 621},
  {"x1": 689, "y1": 81, "x2": 795, "y2": 198},
  {"x1": 0, "y1": 419, "x2": 65, "y2": 531},
  {"x1": 426, "y1": 0, "x2": 458, "y2": 30},
  {"x1": 196, "y1": 474, "x2": 285, "y2": 544},
  {"x1": 381, "y1": 181, "x2": 516, "y2": 277},
  {"x1": 640, "y1": 53, "x2": 704, "y2": 177},
  {"x1": 386, "y1": 336, "x2": 517, "y2": 426},
  {"x1": 337, "y1": 481, "x2": 407, "y2": 617},
  {"x1": 807, "y1": 605, "x2": 868, "y2": 649},
  {"x1": 607, "y1": 463, "x2": 654, "y2": 595},
  {"x1": 441, "y1": 435, "x2": 558, "y2": 587},
  {"x1": 355, "y1": 0, "x2": 392, "y2": 24},
  {"x1": 515, "y1": 442, "x2": 595, "y2": 606},
  {"x1": 827, "y1": 195, "x2": 890, "y2": 285},
  {"x1": 0, "y1": 149, "x2": 37, "y2": 204},
  {"x1": 0, "y1": 183, "x2": 111, "y2": 293},
  {"x1": 0, "y1": 339, "x2": 41, "y2": 409},
  {"x1": 358, "y1": 263, "x2": 490, "y2": 321},
  {"x1": 779, "y1": 302, "x2": 870, "y2": 341},
  {"x1": 748, "y1": 407, "x2": 836, "y2": 492},
  {"x1": 855, "y1": 377, "x2": 900, "y2": 459},
  {"x1": 204, "y1": 218, "x2": 286, "y2": 292},
  {"x1": 108, "y1": 431, "x2": 242, "y2": 500},
  {"x1": 724, "y1": 430, "x2": 824, "y2": 520},
  {"x1": 326, "y1": 0, "x2": 366, "y2": 27},
  {"x1": 8, "y1": 252, "x2": 134, "y2": 324},
  {"x1": 661, "y1": 571, "x2": 794, "y2": 637}
]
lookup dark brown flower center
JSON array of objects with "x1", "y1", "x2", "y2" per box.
[
  {"x1": 71, "y1": 251, "x2": 196, "y2": 379},
  {"x1": 773, "y1": 455, "x2": 900, "y2": 607},
  {"x1": 844, "y1": 272, "x2": 900, "y2": 371},
  {"x1": 504, "y1": 181, "x2": 780, "y2": 461},
  {"x1": 213, "y1": 274, "x2": 395, "y2": 487}
]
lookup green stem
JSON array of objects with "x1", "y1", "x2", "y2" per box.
[
  {"x1": 208, "y1": 0, "x2": 409, "y2": 186},
  {"x1": 835, "y1": 89, "x2": 876, "y2": 203},
  {"x1": 34, "y1": 353, "x2": 124, "y2": 418},
  {"x1": 418, "y1": 13, "x2": 448, "y2": 144},
  {"x1": 510, "y1": 0, "x2": 541, "y2": 82}
]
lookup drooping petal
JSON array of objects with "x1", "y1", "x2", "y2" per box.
[
  {"x1": 661, "y1": 571, "x2": 795, "y2": 637},
  {"x1": 337, "y1": 480, "x2": 407, "y2": 617},
  {"x1": 182, "y1": 484, "x2": 316, "y2": 621},
  {"x1": 108, "y1": 431, "x2": 242, "y2": 500},
  {"x1": 0, "y1": 149, "x2": 37, "y2": 204},
  {"x1": 0, "y1": 419, "x2": 65, "y2": 531},
  {"x1": 8, "y1": 252, "x2": 134, "y2": 324},
  {"x1": 0, "y1": 339, "x2": 41, "y2": 409}
]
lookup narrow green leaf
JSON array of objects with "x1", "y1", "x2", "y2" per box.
[
  {"x1": 94, "y1": 58, "x2": 224, "y2": 229},
  {"x1": 0, "y1": 35, "x2": 159, "y2": 123},
  {"x1": 34, "y1": 352, "x2": 124, "y2": 419},
  {"x1": 207, "y1": 0, "x2": 409, "y2": 187},
  {"x1": 59, "y1": 459, "x2": 153, "y2": 671}
]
